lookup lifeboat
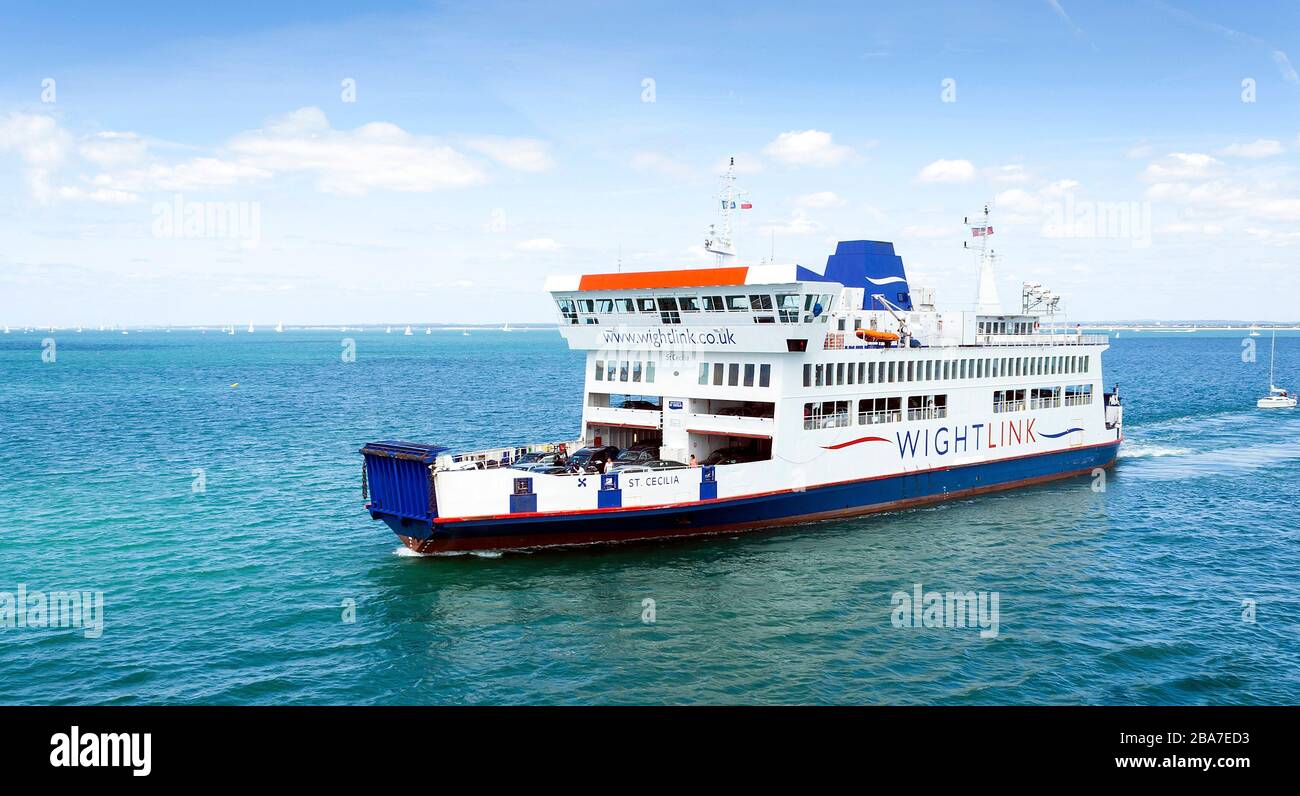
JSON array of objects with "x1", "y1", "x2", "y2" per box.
[{"x1": 855, "y1": 328, "x2": 899, "y2": 343}]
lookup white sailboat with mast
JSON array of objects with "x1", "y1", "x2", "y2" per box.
[{"x1": 1257, "y1": 330, "x2": 1296, "y2": 409}]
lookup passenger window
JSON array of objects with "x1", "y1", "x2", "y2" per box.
[
  {"x1": 726, "y1": 295, "x2": 750, "y2": 312},
  {"x1": 760, "y1": 364, "x2": 771, "y2": 387},
  {"x1": 728, "y1": 363, "x2": 740, "y2": 386},
  {"x1": 744, "y1": 364, "x2": 755, "y2": 387}
]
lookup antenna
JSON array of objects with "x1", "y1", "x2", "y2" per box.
[
  {"x1": 705, "y1": 156, "x2": 745, "y2": 263},
  {"x1": 968, "y1": 203, "x2": 1001, "y2": 314}
]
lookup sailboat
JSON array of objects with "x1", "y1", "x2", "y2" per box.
[
  {"x1": 404, "y1": 325, "x2": 413, "y2": 336},
  {"x1": 425, "y1": 327, "x2": 431, "y2": 335},
  {"x1": 275, "y1": 321, "x2": 284, "y2": 333},
  {"x1": 386, "y1": 326, "x2": 392, "y2": 334},
  {"x1": 500, "y1": 322, "x2": 512, "y2": 332},
  {"x1": 2, "y1": 325, "x2": 8, "y2": 334},
  {"x1": 1257, "y1": 331, "x2": 1296, "y2": 409},
  {"x1": 1249, "y1": 324, "x2": 1261, "y2": 337}
]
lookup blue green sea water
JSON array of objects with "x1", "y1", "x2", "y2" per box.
[{"x1": 2, "y1": 328, "x2": 1298, "y2": 704}]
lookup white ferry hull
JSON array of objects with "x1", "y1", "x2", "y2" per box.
[{"x1": 366, "y1": 436, "x2": 1120, "y2": 553}]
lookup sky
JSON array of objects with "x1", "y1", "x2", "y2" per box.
[{"x1": 1, "y1": 0, "x2": 1298, "y2": 326}]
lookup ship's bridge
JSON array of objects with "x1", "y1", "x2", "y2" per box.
[{"x1": 545, "y1": 264, "x2": 842, "y2": 354}]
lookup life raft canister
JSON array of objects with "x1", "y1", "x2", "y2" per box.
[{"x1": 855, "y1": 328, "x2": 900, "y2": 343}]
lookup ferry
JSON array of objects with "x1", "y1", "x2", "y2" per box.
[{"x1": 360, "y1": 173, "x2": 1123, "y2": 553}]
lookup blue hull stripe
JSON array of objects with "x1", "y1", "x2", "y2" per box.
[{"x1": 378, "y1": 441, "x2": 1120, "y2": 550}]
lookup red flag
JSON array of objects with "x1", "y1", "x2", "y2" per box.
[
  {"x1": 740, "y1": 202, "x2": 752, "y2": 209},
  {"x1": 971, "y1": 226, "x2": 993, "y2": 237}
]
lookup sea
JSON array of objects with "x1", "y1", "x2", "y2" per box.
[{"x1": 2, "y1": 327, "x2": 1298, "y2": 704}]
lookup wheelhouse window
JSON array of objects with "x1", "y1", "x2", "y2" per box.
[
  {"x1": 615, "y1": 297, "x2": 636, "y2": 313},
  {"x1": 557, "y1": 298, "x2": 578, "y2": 324},
  {"x1": 678, "y1": 296, "x2": 701, "y2": 313},
  {"x1": 636, "y1": 297, "x2": 657, "y2": 313},
  {"x1": 725, "y1": 295, "x2": 750, "y2": 312},
  {"x1": 703, "y1": 295, "x2": 726, "y2": 312},
  {"x1": 658, "y1": 297, "x2": 681, "y2": 324},
  {"x1": 777, "y1": 293, "x2": 801, "y2": 323}
]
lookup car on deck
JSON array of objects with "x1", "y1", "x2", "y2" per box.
[{"x1": 567, "y1": 445, "x2": 620, "y2": 473}]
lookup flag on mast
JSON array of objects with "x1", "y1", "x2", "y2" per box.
[{"x1": 971, "y1": 225, "x2": 994, "y2": 237}]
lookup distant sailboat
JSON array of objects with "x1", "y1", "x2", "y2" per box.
[
  {"x1": 425, "y1": 327, "x2": 431, "y2": 335},
  {"x1": 275, "y1": 320, "x2": 284, "y2": 333},
  {"x1": 462, "y1": 331, "x2": 470, "y2": 337},
  {"x1": 1257, "y1": 331, "x2": 1297, "y2": 409},
  {"x1": 500, "y1": 322, "x2": 512, "y2": 332},
  {"x1": 404, "y1": 325, "x2": 413, "y2": 336},
  {"x1": 1249, "y1": 324, "x2": 1261, "y2": 337},
  {"x1": 248, "y1": 322, "x2": 255, "y2": 333},
  {"x1": 386, "y1": 326, "x2": 392, "y2": 334}
]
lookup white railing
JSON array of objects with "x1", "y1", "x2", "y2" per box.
[
  {"x1": 858, "y1": 410, "x2": 903, "y2": 425},
  {"x1": 1063, "y1": 394, "x2": 1093, "y2": 407},
  {"x1": 976, "y1": 333, "x2": 1109, "y2": 347},
  {"x1": 906, "y1": 407, "x2": 948, "y2": 421},
  {"x1": 993, "y1": 400, "x2": 1027, "y2": 414},
  {"x1": 1028, "y1": 397, "x2": 1061, "y2": 410},
  {"x1": 444, "y1": 439, "x2": 583, "y2": 470}
]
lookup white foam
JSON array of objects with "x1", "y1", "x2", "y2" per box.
[
  {"x1": 1118, "y1": 444, "x2": 1192, "y2": 459},
  {"x1": 392, "y1": 545, "x2": 431, "y2": 557}
]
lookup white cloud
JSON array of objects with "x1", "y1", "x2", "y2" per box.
[
  {"x1": 917, "y1": 159, "x2": 976, "y2": 183},
  {"x1": 228, "y1": 108, "x2": 485, "y2": 195},
  {"x1": 1041, "y1": 179, "x2": 1080, "y2": 197},
  {"x1": 762, "y1": 130, "x2": 854, "y2": 167},
  {"x1": 987, "y1": 164, "x2": 1030, "y2": 184},
  {"x1": 762, "y1": 209, "x2": 821, "y2": 235},
  {"x1": 78, "y1": 132, "x2": 150, "y2": 167},
  {"x1": 0, "y1": 113, "x2": 72, "y2": 167},
  {"x1": 795, "y1": 191, "x2": 844, "y2": 208},
  {"x1": 1219, "y1": 139, "x2": 1284, "y2": 158},
  {"x1": 994, "y1": 188, "x2": 1043, "y2": 215},
  {"x1": 1142, "y1": 152, "x2": 1221, "y2": 180},
  {"x1": 515, "y1": 237, "x2": 561, "y2": 252},
  {"x1": 92, "y1": 157, "x2": 271, "y2": 193},
  {"x1": 463, "y1": 135, "x2": 554, "y2": 172},
  {"x1": 56, "y1": 185, "x2": 139, "y2": 204}
]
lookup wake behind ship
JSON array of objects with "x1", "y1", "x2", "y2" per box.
[{"x1": 360, "y1": 186, "x2": 1122, "y2": 553}]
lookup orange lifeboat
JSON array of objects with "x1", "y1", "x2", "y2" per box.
[{"x1": 855, "y1": 328, "x2": 899, "y2": 343}]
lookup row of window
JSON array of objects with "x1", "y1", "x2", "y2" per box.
[
  {"x1": 594, "y1": 359, "x2": 657, "y2": 384},
  {"x1": 803, "y1": 382, "x2": 1093, "y2": 431},
  {"x1": 697, "y1": 361, "x2": 773, "y2": 388},
  {"x1": 993, "y1": 384, "x2": 1093, "y2": 413},
  {"x1": 978, "y1": 320, "x2": 1035, "y2": 335},
  {"x1": 802, "y1": 353, "x2": 1091, "y2": 388},
  {"x1": 558, "y1": 292, "x2": 835, "y2": 326},
  {"x1": 803, "y1": 394, "x2": 949, "y2": 430}
]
